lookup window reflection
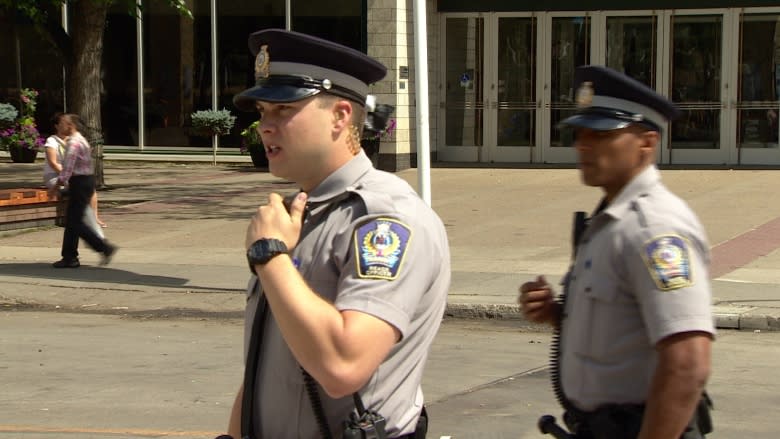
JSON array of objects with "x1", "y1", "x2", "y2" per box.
[
  {"x1": 217, "y1": 0, "x2": 284, "y2": 148},
  {"x1": 444, "y1": 17, "x2": 484, "y2": 147},
  {"x1": 219, "y1": 0, "x2": 361, "y2": 148},
  {"x1": 103, "y1": 3, "x2": 138, "y2": 145},
  {"x1": 738, "y1": 14, "x2": 780, "y2": 148},
  {"x1": 606, "y1": 16, "x2": 656, "y2": 88},
  {"x1": 0, "y1": 9, "x2": 65, "y2": 138},
  {"x1": 143, "y1": 0, "x2": 211, "y2": 147},
  {"x1": 497, "y1": 17, "x2": 536, "y2": 147},
  {"x1": 550, "y1": 16, "x2": 590, "y2": 148},
  {"x1": 129, "y1": 0, "x2": 362, "y2": 149},
  {"x1": 670, "y1": 15, "x2": 722, "y2": 149}
]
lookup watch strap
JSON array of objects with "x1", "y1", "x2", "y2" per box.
[{"x1": 247, "y1": 238, "x2": 288, "y2": 275}]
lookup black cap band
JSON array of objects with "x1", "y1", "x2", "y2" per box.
[{"x1": 257, "y1": 75, "x2": 366, "y2": 104}]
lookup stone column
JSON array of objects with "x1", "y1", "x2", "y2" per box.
[{"x1": 367, "y1": 0, "x2": 438, "y2": 171}]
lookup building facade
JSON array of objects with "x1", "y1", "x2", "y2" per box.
[
  {"x1": 437, "y1": 0, "x2": 780, "y2": 167},
  {"x1": 3, "y1": 1, "x2": 780, "y2": 169}
]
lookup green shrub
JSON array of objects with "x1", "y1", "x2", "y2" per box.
[
  {"x1": 0, "y1": 103, "x2": 18, "y2": 127},
  {"x1": 190, "y1": 109, "x2": 236, "y2": 137}
]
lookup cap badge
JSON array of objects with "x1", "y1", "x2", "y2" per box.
[
  {"x1": 576, "y1": 81, "x2": 594, "y2": 108},
  {"x1": 254, "y1": 45, "x2": 270, "y2": 81}
]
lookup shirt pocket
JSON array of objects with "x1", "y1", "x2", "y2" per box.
[
  {"x1": 581, "y1": 280, "x2": 640, "y2": 361},
  {"x1": 578, "y1": 280, "x2": 619, "y2": 359}
]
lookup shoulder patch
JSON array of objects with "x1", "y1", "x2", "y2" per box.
[
  {"x1": 642, "y1": 234, "x2": 693, "y2": 291},
  {"x1": 354, "y1": 218, "x2": 412, "y2": 280}
]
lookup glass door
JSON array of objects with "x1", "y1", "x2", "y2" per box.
[
  {"x1": 604, "y1": 15, "x2": 658, "y2": 89},
  {"x1": 541, "y1": 13, "x2": 592, "y2": 163},
  {"x1": 600, "y1": 12, "x2": 667, "y2": 162},
  {"x1": 734, "y1": 10, "x2": 780, "y2": 165},
  {"x1": 438, "y1": 15, "x2": 486, "y2": 162},
  {"x1": 487, "y1": 14, "x2": 538, "y2": 162},
  {"x1": 666, "y1": 11, "x2": 730, "y2": 164}
]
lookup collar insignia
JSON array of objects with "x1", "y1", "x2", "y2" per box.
[
  {"x1": 576, "y1": 81, "x2": 594, "y2": 108},
  {"x1": 254, "y1": 44, "x2": 270, "y2": 81}
]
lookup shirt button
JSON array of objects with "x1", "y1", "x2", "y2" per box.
[
  {"x1": 585, "y1": 287, "x2": 592, "y2": 293},
  {"x1": 585, "y1": 260, "x2": 592, "y2": 269}
]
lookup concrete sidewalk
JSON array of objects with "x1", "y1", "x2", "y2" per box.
[{"x1": 1, "y1": 156, "x2": 779, "y2": 330}]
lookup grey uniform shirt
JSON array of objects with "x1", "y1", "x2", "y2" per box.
[
  {"x1": 244, "y1": 151, "x2": 451, "y2": 438},
  {"x1": 561, "y1": 165, "x2": 715, "y2": 411}
]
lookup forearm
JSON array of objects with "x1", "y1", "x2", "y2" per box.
[
  {"x1": 639, "y1": 373, "x2": 703, "y2": 438},
  {"x1": 638, "y1": 335, "x2": 711, "y2": 439},
  {"x1": 256, "y1": 255, "x2": 385, "y2": 397}
]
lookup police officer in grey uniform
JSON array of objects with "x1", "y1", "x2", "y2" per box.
[
  {"x1": 519, "y1": 66, "x2": 714, "y2": 439},
  {"x1": 219, "y1": 29, "x2": 450, "y2": 439}
]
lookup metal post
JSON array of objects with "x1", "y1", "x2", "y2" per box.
[
  {"x1": 136, "y1": 0, "x2": 145, "y2": 150},
  {"x1": 412, "y1": 0, "x2": 431, "y2": 206},
  {"x1": 286, "y1": 0, "x2": 291, "y2": 30},
  {"x1": 211, "y1": 0, "x2": 218, "y2": 165},
  {"x1": 62, "y1": 2, "x2": 69, "y2": 110}
]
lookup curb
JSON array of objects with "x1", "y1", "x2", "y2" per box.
[
  {"x1": 4, "y1": 296, "x2": 779, "y2": 331},
  {"x1": 445, "y1": 303, "x2": 780, "y2": 331},
  {"x1": 713, "y1": 310, "x2": 780, "y2": 331},
  {"x1": 445, "y1": 303, "x2": 526, "y2": 320}
]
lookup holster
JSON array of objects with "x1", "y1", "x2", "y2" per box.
[{"x1": 565, "y1": 392, "x2": 713, "y2": 439}]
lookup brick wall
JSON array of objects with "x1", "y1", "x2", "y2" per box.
[{"x1": 367, "y1": 0, "x2": 438, "y2": 171}]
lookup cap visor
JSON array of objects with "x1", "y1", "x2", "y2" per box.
[
  {"x1": 233, "y1": 85, "x2": 321, "y2": 111},
  {"x1": 557, "y1": 114, "x2": 631, "y2": 131}
]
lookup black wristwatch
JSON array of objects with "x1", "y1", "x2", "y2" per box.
[{"x1": 246, "y1": 238, "x2": 288, "y2": 275}]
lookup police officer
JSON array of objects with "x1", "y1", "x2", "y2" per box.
[
  {"x1": 519, "y1": 66, "x2": 714, "y2": 439},
  {"x1": 221, "y1": 29, "x2": 450, "y2": 439}
]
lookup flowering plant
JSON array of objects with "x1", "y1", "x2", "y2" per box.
[
  {"x1": 0, "y1": 88, "x2": 45, "y2": 152},
  {"x1": 362, "y1": 103, "x2": 396, "y2": 141},
  {"x1": 239, "y1": 120, "x2": 263, "y2": 154},
  {"x1": 371, "y1": 118, "x2": 396, "y2": 141}
]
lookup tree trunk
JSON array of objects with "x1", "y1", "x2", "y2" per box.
[{"x1": 67, "y1": 0, "x2": 109, "y2": 188}]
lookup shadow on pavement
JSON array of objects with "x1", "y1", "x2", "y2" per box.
[{"x1": 0, "y1": 262, "x2": 190, "y2": 289}]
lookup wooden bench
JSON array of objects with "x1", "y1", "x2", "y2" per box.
[{"x1": 0, "y1": 188, "x2": 66, "y2": 231}]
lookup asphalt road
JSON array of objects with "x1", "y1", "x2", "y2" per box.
[{"x1": 1, "y1": 311, "x2": 778, "y2": 438}]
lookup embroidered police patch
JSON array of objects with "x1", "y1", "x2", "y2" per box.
[
  {"x1": 643, "y1": 235, "x2": 693, "y2": 291},
  {"x1": 354, "y1": 218, "x2": 412, "y2": 280}
]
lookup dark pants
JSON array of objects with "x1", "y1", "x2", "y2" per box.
[{"x1": 61, "y1": 175, "x2": 107, "y2": 260}]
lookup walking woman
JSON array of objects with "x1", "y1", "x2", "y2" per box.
[
  {"x1": 52, "y1": 114, "x2": 117, "y2": 268},
  {"x1": 43, "y1": 112, "x2": 105, "y2": 239}
]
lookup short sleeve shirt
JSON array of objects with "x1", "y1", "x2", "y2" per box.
[
  {"x1": 42, "y1": 135, "x2": 66, "y2": 180},
  {"x1": 560, "y1": 165, "x2": 715, "y2": 411},
  {"x1": 59, "y1": 132, "x2": 93, "y2": 184},
  {"x1": 244, "y1": 151, "x2": 451, "y2": 438}
]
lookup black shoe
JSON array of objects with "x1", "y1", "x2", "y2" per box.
[
  {"x1": 53, "y1": 258, "x2": 80, "y2": 268},
  {"x1": 101, "y1": 243, "x2": 117, "y2": 266}
]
